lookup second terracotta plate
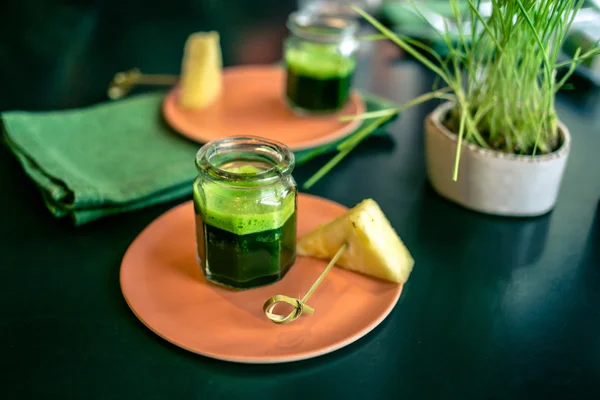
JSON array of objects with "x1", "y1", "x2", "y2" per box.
[
  {"x1": 120, "y1": 193, "x2": 403, "y2": 364},
  {"x1": 162, "y1": 65, "x2": 365, "y2": 151}
]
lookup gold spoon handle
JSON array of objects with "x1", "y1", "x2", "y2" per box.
[
  {"x1": 134, "y1": 74, "x2": 179, "y2": 85},
  {"x1": 263, "y1": 243, "x2": 347, "y2": 325},
  {"x1": 107, "y1": 68, "x2": 179, "y2": 100}
]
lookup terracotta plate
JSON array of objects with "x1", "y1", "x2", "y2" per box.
[
  {"x1": 162, "y1": 65, "x2": 365, "y2": 151},
  {"x1": 120, "y1": 193, "x2": 403, "y2": 364}
]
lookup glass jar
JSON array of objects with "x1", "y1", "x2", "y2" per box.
[
  {"x1": 284, "y1": 11, "x2": 360, "y2": 114},
  {"x1": 297, "y1": 0, "x2": 373, "y2": 18},
  {"x1": 193, "y1": 137, "x2": 297, "y2": 290}
]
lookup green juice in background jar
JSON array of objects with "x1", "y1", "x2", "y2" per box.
[
  {"x1": 193, "y1": 137, "x2": 297, "y2": 290},
  {"x1": 284, "y1": 11, "x2": 359, "y2": 114}
]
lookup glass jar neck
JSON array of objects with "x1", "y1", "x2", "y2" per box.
[
  {"x1": 195, "y1": 137, "x2": 295, "y2": 189},
  {"x1": 287, "y1": 11, "x2": 358, "y2": 44}
]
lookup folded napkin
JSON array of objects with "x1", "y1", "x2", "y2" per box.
[{"x1": 2, "y1": 91, "x2": 397, "y2": 225}]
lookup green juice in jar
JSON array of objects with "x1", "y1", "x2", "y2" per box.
[
  {"x1": 193, "y1": 165, "x2": 297, "y2": 290},
  {"x1": 285, "y1": 44, "x2": 357, "y2": 113}
]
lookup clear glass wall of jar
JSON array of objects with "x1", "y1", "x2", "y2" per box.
[
  {"x1": 193, "y1": 137, "x2": 297, "y2": 290},
  {"x1": 284, "y1": 11, "x2": 360, "y2": 114}
]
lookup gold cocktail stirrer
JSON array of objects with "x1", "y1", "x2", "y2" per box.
[
  {"x1": 263, "y1": 243, "x2": 347, "y2": 325},
  {"x1": 107, "y1": 68, "x2": 178, "y2": 100}
]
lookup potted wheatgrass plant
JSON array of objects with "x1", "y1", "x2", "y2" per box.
[{"x1": 318, "y1": 1, "x2": 600, "y2": 217}]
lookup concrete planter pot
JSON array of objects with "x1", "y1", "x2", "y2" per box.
[{"x1": 425, "y1": 102, "x2": 571, "y2": 217}]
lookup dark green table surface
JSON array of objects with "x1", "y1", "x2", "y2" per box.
[{"x1": 1, "y1": 1, "x2": 599, "y2": 399}]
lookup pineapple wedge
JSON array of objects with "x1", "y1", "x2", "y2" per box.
[
  {"x1": 297, "y1": 199, "x2": 414, "y2": 284},
  {"x1": 178, "y1": 31, "x2": 223, "y2": 109}
]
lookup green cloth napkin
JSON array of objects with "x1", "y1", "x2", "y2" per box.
[{"x1": 2, "y1": 91, "x2": 397, "y2": 225}]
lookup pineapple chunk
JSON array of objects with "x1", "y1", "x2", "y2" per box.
[
  {"x1": 297, "y1": 199, "x2": 414, "y2": 284},
  {"x1": 178, "y1": 31, "x2": 223, "y2": 109}
]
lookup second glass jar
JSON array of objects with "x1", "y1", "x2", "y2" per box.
[{"x1": 283, "y1": 11, "x2": 360, "y2": 114}]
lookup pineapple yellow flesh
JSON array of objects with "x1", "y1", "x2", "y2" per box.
[
  {"x1": 178, "y1": 31, "x2": 223, "y2": 109},
  {"x1": 297, "y1": 199, "x2": 414, "y2": 284}
]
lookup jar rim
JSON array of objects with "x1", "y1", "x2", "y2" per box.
[
  {"x1": 287, "y1": 10, "x2": 359, "y2": 43},
  {"x1": 195, "y1": 136, "x2": 295, "y2": 188}
]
